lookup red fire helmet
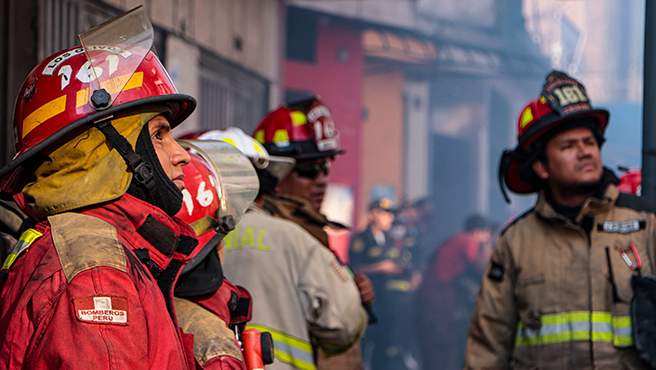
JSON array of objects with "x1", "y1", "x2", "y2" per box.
[
  {"x1": 1, "y1": 45, "x2": 195, "y2": 189},
  {"x1": 253, "y1": 97, "x2": 345, "y2": 160},
  {"x1": 177, "y1": 152, "x2": 222, "y2": 246},
  {"x1": 499, "y1": 71, "x2": 609, "y2": 199}
]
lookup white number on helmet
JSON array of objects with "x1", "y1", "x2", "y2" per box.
[
  {"x1": 314, "y1": 121, "x2": 323, "y2": 140},
  {"x1": 324, "y1": 118, "x2": 336, "y2": 138},
  {"x1": 182, "y1": 189, "x2": 194, "y2": 216},
  {"x1": 196, "y1": 181, "x2": 214, "y2": 207},
  {"x1": 105, "y1": 54, "x2": 120, "y2": 76},
  {"x1": 76, "y1": 60, "x2": 103, "y2": 83},
  {"x1": 58, "y1": 65, "x2": 73, "y2": 90}
]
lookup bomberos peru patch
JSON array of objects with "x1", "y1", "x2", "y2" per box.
[{"x1": 73, "y1": 295, "x2": 129, "y2": 325}]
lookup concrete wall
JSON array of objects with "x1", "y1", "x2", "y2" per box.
[
  {"x1": 102, "y1": 0, "x2": 284, "y2": 106},
  {"x1": 166, "y1": 35, "x2": 201, "y2": 136},
  {"x1": 286, "y1": 0, "x2": 416, "y2": 29}
]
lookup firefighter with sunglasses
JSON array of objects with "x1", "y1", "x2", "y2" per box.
[
  {"x1": 197, "y1": 128, "x2": 365, "y2": 370},
  {"x1": 465, "y1": 71, "x2": 656, "y2": 369},
  {"x1": 253, "y1": 97, "x2": 374, "y2": 370}
]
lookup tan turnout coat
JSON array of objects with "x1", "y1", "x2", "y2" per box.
[{"x1": 465, "y1": 182, "x2": 655, "y2": 370}]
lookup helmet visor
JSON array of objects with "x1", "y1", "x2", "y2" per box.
[
  {"x1": 78, "y1": 5, "x2": 153, "y2": 110},
  {"x1": 178, "y1": 140, "x2": 259, "y2": 230}
]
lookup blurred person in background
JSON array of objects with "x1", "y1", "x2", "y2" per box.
[
  {"x1": 351, "y1": 198, "x2": 421, "y2": 370},
  {"x1": 204, "y1": 128, "x2": 366, "y2": 370},
  {"x1": 254, "y1": 97, "x2": 374, "y2": 370},
  {"x1": 415, "y1": 214, "x2": 492, "y2": 370},
  {"x1": 465, "y1": 71, "x2": 656, "y2": 369}
]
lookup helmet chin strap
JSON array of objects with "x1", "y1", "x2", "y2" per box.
[
  {"x1": 95, "y1": 116, "x2": 156, "y2": 192},
  {"x1": 95, "y1": 115, "x2": 183, "y2": 217}
]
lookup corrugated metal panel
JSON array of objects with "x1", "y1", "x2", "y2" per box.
[{"x1": 198, "y1": 50, "x2": 268, "y2": 134}]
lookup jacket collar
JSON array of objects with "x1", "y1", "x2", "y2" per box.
[
  {"x1": 535, "y1": 168, "x2": 620, "y2": 223},
  {"x1": 82, "y1": 193, "x2": 198, "y2": 272},
  {"x1": 263, "y1": 193, "x2": 345, "y2": 230}
]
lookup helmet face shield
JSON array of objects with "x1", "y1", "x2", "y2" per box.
[
  {"x1": 198, "y1": 128, "x2": 296, "y2": 184},
  {"x1": 78, "y1": 5, "x2": 153, "y2": 110},
  {"x1": 178, "y1": 140, "x2": 259, "y2": 232}
]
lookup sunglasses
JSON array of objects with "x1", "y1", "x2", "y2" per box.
[{"x1": 294, "y1": 161, "x2": 330, "y2": 179}]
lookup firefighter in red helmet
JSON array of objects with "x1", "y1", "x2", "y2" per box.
[
  {"x1": 0, "y1": 8, "x2": 203, "y2": 369},
  {"x1": 172, "y1": 144, "x2": 274, "y2": 370},
  {"x1": 465, "y1": 71, "x2": 656, "y2": 369},
  {"x1": 253, "y1": 97, "x2": 374, "y2": 370}
]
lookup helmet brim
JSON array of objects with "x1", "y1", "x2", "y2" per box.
[
  {"x1": 266, "y1": 155, "x2": 296, "y2": 183},
  {"x1": 0, "y1": 93, "x2": 196, "y2": 190},
  {"x1": 292, "y1": 149, "x2": 346, "y2": 161}
]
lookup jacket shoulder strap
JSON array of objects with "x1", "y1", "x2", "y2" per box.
[{"x1": 48, "y1": 212, "x2": 127, "y2": 283}]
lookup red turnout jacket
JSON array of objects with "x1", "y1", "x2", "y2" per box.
[{"x1": 0, "y1": 194, "x2": 201, "y2": 369}]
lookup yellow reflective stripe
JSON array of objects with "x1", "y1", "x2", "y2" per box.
[
  {"x1": 612, "y1": 316, "x2": 633, "y2": 347},
  {"x1": 291, "y1": 111, "x2": 307, "y2": 126},
  {"x1": 273, "y1": 129, "x2": 290, "y2": 144},
  {"x1": 23, "y1": 95, "x2": 67, "y2": 138},
  {"x1": 246, "y1": 324, "x2": 315, "y2": 370},
  {"x1": 2, "y1": 229, "x2": 43, "y2": 271},
  {"x1": 254, "y1": 130, "x2": 265, "y2": 144},
  {"x1": 516, "y1": 311, "x2": 633, "y2": 347}
]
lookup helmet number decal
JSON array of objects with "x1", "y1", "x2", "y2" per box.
[
  {"x1": 76, "y1": 60, "x2": 103, "y2": 83},
  {"x1": 196, "y1": 181, "x2": 214, "y2": 207},
  {"x1": 105, "y1": 54, "x2": 120, "y2": 76},
  {"x1": 551, "y1": 86, "x2": 587, "y2": 106},
  {"x1": 58, "y1": 65, "x2": 73, "y2": 90},
  {"x1": 182, "y1": 189, "x2": 194, "y2": 216},
  {"x1": 313, "y1": 118, "x2": 336, "y2": 141},
  {"x1": 323, "y1": 118, "x2": 336, "y2": 138},
  {"x1": 181, "y1": 181, "x2": 215, "y2": 216},
  {"x1": 314, "y1": 121, "x2": 323, "y2": 140}
]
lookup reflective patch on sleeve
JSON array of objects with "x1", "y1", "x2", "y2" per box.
[
  {"x1": 2, "y1": 228, "x2": 43, "y2": 272},
  {"x1": 73, "y1": 295, "x2": 129, "y2": 325}
]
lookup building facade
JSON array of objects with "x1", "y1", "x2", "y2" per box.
[{"x1": 0, "y1": 0, "x2": 285, "y2": 168}]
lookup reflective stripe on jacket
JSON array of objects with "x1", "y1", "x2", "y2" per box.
[{"x1": 465, "y1": 179, "x2": 655, "y2": 370}]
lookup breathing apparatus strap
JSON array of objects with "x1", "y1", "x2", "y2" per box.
[{"x1": 95, "y1": 117, "x2": 156, "y2": 192}]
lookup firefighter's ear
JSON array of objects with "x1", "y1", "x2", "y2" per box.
[{"x1": 532, "y1": 159, "x2": 549, "y2": 180}]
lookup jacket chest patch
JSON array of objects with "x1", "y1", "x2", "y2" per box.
[
  {"x1": 73, "y1": 295, "x2": 129, "y2": 325},
  {"x1": 597, "y1": 220, "x2": 645, "y2": 234}
]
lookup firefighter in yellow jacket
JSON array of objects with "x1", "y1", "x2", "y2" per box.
[{"x1": 464, "y1": 71, "x2": 654, "y2": 369}]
